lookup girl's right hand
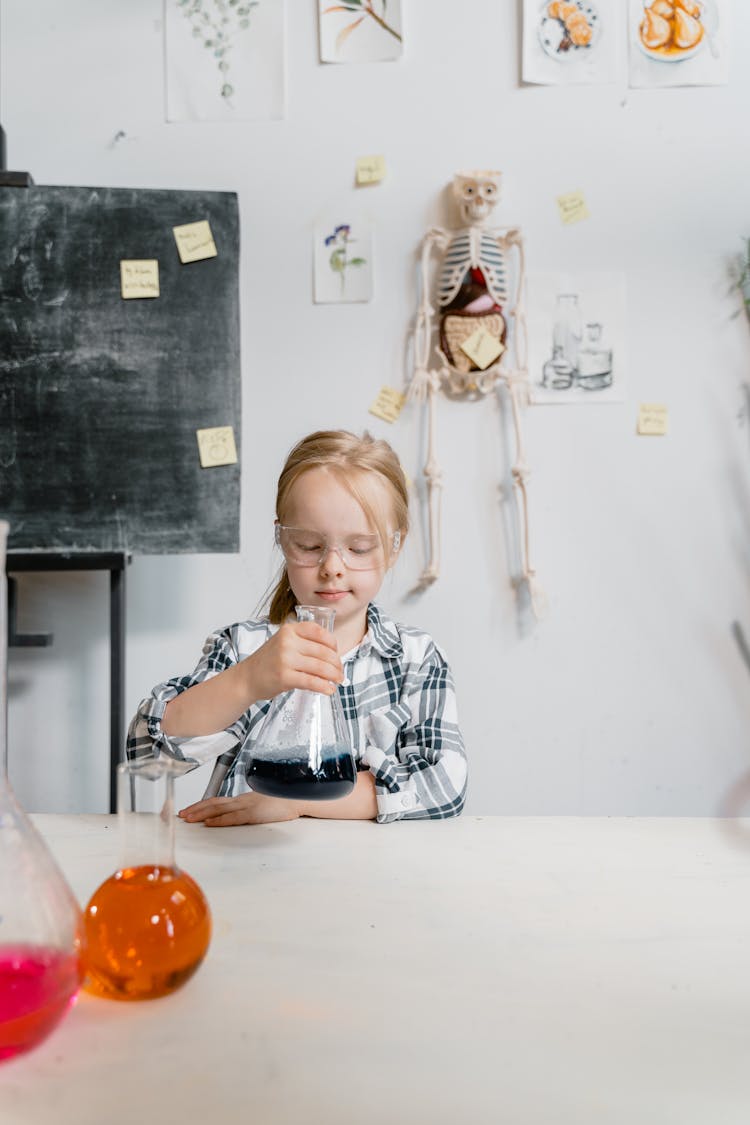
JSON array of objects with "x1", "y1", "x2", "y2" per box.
[{"x1": 244, "y1": 621, "x2": 344, "y2": 702}]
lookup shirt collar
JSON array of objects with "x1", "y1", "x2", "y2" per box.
[{"x1": 362, "y1": 602, "x2": 403, "y2": 660}]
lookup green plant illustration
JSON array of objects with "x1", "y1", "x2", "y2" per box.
[
  {"x1": 325, "y1": 225, "x2": 366, "y2": 294},
  {"x1": 322, "y1": 0, "x2": 402, "y2": 54},
  {"x1": 176, "y1": 0, "x2": 259, "y2": 102},
  {"x1": 734, "y1": 237, "x2": 750, "y2": 325}
]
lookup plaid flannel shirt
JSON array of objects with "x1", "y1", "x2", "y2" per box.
[{"x1": 127, "y1": 602, "x2": 467, "y2": 823}]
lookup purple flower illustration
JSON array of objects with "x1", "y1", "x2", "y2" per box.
[{"x1": 325, "y1": 223, "x2": 366, "y2": 293}]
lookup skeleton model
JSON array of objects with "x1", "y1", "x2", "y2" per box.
[{"x1": 406, "y1": 169, "x2": 545, "y2": 617}]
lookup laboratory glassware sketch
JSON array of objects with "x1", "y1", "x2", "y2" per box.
[
  {"x1": 527, "y1": 273, "x2": 625, "y2": 406},
  {"x1": 405, "y1": 169, "x2": 545, "y2": 618},
  {"x1": 540, "y1": 294, "x2": 613, "y2": 392}
]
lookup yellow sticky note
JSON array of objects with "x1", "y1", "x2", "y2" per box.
[
  {"x1": 356, "y1": 155, "x2": 386, "y2": 185},
  {"x1": 196, "y1": 426, "x2": 238, "y2": 468},
  {"x1": 120, "y1": 259, "x2": 159, "y2": 299},
  {"x1": 557, "y1": 191, "x2": 590, "y2": 225},
  {"x1": 637, "y1": 403, "x2": 669, "y2": 436},
  {"x1": 369, "y1": 386, "x2": 406, "y2": 424},
  {"x1": 173, "y1": 220, "x2": 218, "y2": 264},
  {"x1": 459, "y1": 329, "x2": 505, "y2": 370}
]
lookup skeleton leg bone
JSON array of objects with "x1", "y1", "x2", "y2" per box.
[
  {"x1": 417, "y1": 379, "x2": 442, "y2": 587},
  {"x1": 507, "y1": 378, "x2": 546, "y2": 619}
]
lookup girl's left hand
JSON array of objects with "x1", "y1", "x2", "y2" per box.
[{"x1": 179, "y1": 793, "x2": 299, "y2": 827}]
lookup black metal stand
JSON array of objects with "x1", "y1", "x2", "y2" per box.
[{"x1": 6, "y1": 551, "x2": 131, "y2": 812}]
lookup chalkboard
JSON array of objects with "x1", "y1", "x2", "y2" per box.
[{"x1": 0, "y1": 185, "x2": 241, "y2": 554}]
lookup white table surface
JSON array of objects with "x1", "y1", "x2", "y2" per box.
[{"x1": 2, "y1": 814, "x2": 749, "y2": 1124}]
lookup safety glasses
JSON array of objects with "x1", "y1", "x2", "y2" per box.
[{"x1": 275, "y1": 525, "x2": 400, "y2": 570}]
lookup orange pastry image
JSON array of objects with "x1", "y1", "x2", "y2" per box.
[
  {"x1": 640, "y1": 8, "x2": 671, "y2": 48},
  {"x1": 567, "y1": 14, "x2": 593, "y2": 45},
  {"x1": 673, "y1": 7, "x2": 703, "y2": 47},
  {"x1": 675, "y1": 0, "x2": 701, "y2": 16},
  {"x1": 638, "y1": 0, "x2": 705, "y2": 56},
  {"x1": 544, "y1": 1, "x2": 595, "y2": 52}
]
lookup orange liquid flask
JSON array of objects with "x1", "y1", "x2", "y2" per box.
[{"x1": 83, "y1": 760, "x2": 211, "y2": 1001}]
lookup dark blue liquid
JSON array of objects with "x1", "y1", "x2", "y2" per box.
[{"x1": 246, "y1": 746, "x2": 356, "y2": 801}]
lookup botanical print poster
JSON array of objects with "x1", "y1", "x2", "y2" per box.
[
  {"x1": 318, "y1": 0, "x2": 403, "y2": 64},
  {"x1": 165, "y1": 0, "x2": 286, "y2": 123},
  {"x1": 522, "y1": 0, "x2": 619, "y2": 85},
  {"x1": 313, "y1": 219, "x2": 373, "y2": 303},
  {"x1": 526, "y1": 273, "x2": 626, "y2": 405},
  {"x1": 628, "y1": 0, "x2": 729, "y2": 87}
]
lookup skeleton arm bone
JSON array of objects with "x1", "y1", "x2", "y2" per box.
[{"x1": 408, "y1": 227, "x2": 449, "y2": 403}]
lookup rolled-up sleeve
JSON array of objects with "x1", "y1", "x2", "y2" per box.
[
  {"x1": 362, "y1": 644, "x2": 467, "y2": 823},
  {"x1": 126, "y1": 627, "x2": 251, "y2": 772}
]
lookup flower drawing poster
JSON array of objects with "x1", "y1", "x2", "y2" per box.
[
  {"x1": 313, "y1": 220, "x2": 373, "y2": 303},
  {"x1": 628, "y1": 0, "x2": 729, "y2": 87},
  {"x1": 165, "y1": 0, "x2": 286, "y2": 123},
  {"x1": 318, "y1": 0, "x2": 403, "y2": 63},
  {"x1": 526, "y1": 272, "x2": 626, "y2": 405},
  {"x1": 522, "y1": 0, "x2": 619, "y2": 85}
]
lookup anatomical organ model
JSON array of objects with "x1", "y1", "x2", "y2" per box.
[{"x1": 406, "y1": 170, "x2": 544, "y2": 616}]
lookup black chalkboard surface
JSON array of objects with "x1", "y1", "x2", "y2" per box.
[{"x1": 0, "y1": 185, "x2": 241, "y2": 553}]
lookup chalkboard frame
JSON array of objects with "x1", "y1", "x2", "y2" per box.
[{"x1": 0, "y1": 184, "x2": 241, "y2": 555}]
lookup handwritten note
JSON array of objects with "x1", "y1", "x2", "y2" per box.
[
  {"x1": 120, "y1": 259, "x2": 159, "y2": 299},
  {"x1": 196, "y1": 425, "x2": 238, "y2": 468},
  {"x1": 369, "y1": 386, "x2": 406, "y2": 424},
  {"x1": 173, "y1": 219, "x2": 218, "y2": 264},
  {"x1": 356, "y1": 155, "x2": 386, "y2": 185},
  {"x1": 637, "y1": 403, "x2": 669, "y2": 436},
  {"x1": 557, "y1": 191, "x2": 590, "y2": 226},
  {"x1": 460, "y1": 329, "x2": 505, "y2": 370}
]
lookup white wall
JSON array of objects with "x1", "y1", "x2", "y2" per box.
[{"x1": 3, "y1": 1, "x2": 750, "y2": 816}]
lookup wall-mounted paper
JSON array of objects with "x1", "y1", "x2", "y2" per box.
[
  {"x1": 637, "y1": 403, "x2": 668, "y2": 435},
  {"x1": 527, "y1": 272, "x2": 626, "y2": 405},
  {"x1": 196, "y1": 426, "x2": 238, "y2": 468},
  {"x1": 523, "y1": 0, "x2": 618, "y2": 85},
  {"x1": 173, "y1": 220, "x2": 218, "y2": 264},
  {"x1": 356, "y1": 155, "x2": 386, "y2": 185},
  {"x1": 557, "y1": 191, "x2": 590, "y2": 225},
  {"x1": 369, "y1": 386, "x2": 405, "y2": 423},
  {"x1": 120, "y1": 259, "x2": 160, "y2": 299},
  {"x1": 628, "y1": 0, "x2": 728, "y2": 87},
  {"x1": 314, "y1": 219, "x2": 373, "y2": 304},
  {"x1": 460, "y1": 329, "x2": 505, "y2": 370},
  {"x1": 318, "y1": 0, "x2": 402, "y2": 63},
  {"x1": 165, "y1": 0, "x2": 286, "y2": 121}
]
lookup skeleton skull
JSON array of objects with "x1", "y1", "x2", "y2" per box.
[{"x1": 453, "y1": 170, "x2": 502, "y2": 226}]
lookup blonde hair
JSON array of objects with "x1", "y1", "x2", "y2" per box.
[{"x1": 266, "y1": 430, "x2": 409, "y2": 623}]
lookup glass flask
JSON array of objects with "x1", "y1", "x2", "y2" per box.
[
  {"x1": 0, "y1": 520, "x2": 84, "y2": 1063},
  {"x1": 575, "y1": 323, "x2": 613, "y2": 389},
  {"x1": 541, "y1": 344, "x2": 574, "y2": 390},
  {"x1": 553, "y1": 293, "x2": 583, "y2": 371},
  {"x1": 247, "y1": 605, "x2": 356, "y2": 801},
  {"x1": 82, "y1": 759, "x2": 211, "y2": 1001}
]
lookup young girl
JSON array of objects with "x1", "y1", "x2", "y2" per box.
[{"x1": 127, "y1": 430, "x2": 467, "y2": 825}]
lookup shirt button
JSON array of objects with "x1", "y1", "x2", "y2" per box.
[{"x1": 401, "y1": 794, "x2": 413, "y2": 808}]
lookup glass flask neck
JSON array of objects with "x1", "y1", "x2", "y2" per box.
[
  {"x1": 117, "y1": 761, "x2": 177, "y2": 872},
  {"x1": 295, "y1": 604, "x2": 335, "y2": 633}
]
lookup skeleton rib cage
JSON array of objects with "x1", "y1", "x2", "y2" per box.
[{"x1": 438, "y1": 228, "x2": 509, "y2": 309}]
